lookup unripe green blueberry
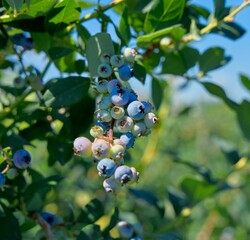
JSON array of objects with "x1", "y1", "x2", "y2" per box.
[
  {"x1": 110, "y1": 55, "x2": 124, "y2": 67},
  {"x1": 90, "y1": 125, "x2": 104, "y2": 138},
  {"x1": 96, "y1": 79, "x2": 108, "y2": 93},
  {"x1": 132, "y1": 122, "x2": 146, "y2": 137},
  {"x1": 115, "y1": 116, "x2": 134, "y2": 133},
  {"x1": 98, "y1": 110, "x2": 112, "y2": 122},
  {"x1": 100, "y1": 53, "x2": 111, "y2": 64},
  {"x1": 160, "y1": 37, "x2": 172, "y2": 51},
  {"x1": 97, "y1": 63, "x2": 112, "y2": 78},
  {"x1": 111, "y1": 106, "x2": 125, "y2": 120},
  {"x1": 110, "y1": 144, "x2": 125, "y2": 161}
]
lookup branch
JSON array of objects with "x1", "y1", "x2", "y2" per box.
[{"x1": 182, "y1": 0, "x2": 250, "y2": 42}]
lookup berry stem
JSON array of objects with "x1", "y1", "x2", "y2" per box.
[{"x1": 1, "y1": 164, "x2": 10, "y2": 174}]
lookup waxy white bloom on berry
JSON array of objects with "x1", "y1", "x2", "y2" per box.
[
  {"x1": 116, "y1": 116, "x2": 134, "y2": 133},
  {"x1": 144, "y1": 112, "x2": 158, "y2": 128},
  {"x1": 73, "y1": 137, "x2": 92, "y2": 158},
  {"x1": 92, "y1": 139, "x2": 110, "y2": 159}
]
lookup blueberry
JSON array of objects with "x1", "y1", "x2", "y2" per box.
[
  {"x1": 115, "y1": 116, "x2": 134, "y2": 133},
  {"x1": 120, "y1": 133, "x2": 135, "y2": 149},
  {"x1": 123, "y1": 48, "x2": 137, "y2": 62},
  {"x1": 110, "y1": 144, "x2": 125, "y2": 161},
  {"x1": 132, "y1": 122, "x2": 146, "y2": 137},
  {"x1": 144, "y1": 112, "x2": 158, "y2": 128},
  {"x1": 128, "y1": 91, "x2": 138, "y2": 104},
  {"x1": 110, "y1": 88, "x2": 130, "y2": 106},
  {"x1": 111, "y1": 106, "x2": 125, "y2": 120},
  {"x1": 127, "y1": 101, "x2": 145, "y2": 120},
  {"x1": 114, "y1": 165, "x2": 133, "y2": 185},
  {"x1": 0, "y1": 173, "x2": 6, "y2": 187},
  {"x1": 97, "y1": 109, "x2": 112, "y2": 122},
  {"x1": 97, "y1": 95, "x2": 111, "y2": 110},
  {"x1": 110, "y1": 55, "x2": 124, "y2": 67},
  {"x1": 100, "y1": 53, "x2": 111, "y2": 64},
  {"x1": 117, "y1": 221, "x2": 134, "y2": 238},
  {"x1": 92, "y1": 139, "x2": 110, "y2": 159},
  {"x1": 90, "y1": 125, "x2": 104, "y2": 138},
  {"x1": 40, "y1": 212, "x2": 56, "y2": 226},
  {"x1": 96, "y1": 80, "x2": 108, "y2": 93},
  {"x1": 103, "y1": 178, "x2": 120, "y2": 193},
  {"x1": 12, "y1": 149, "x2": 31, "y2": 169},
  {"x1": 97, "y1": 158, "x2": 116, "y2": 177},
  {"x1": 118, "y1": 64, "x2": 133, "y2": 81},
  {"x1": 107, "y1": 79, "x2": 123, "y2": 93},
  {"x1": 97, "y1": 63, "x2": 112, "y2": 78},
  {"x1": 141, "y1": 101, "x2": 153, "y2": 114},
  {"x1": 73, "y1": 137, "x2": 92, "y2": 157}
]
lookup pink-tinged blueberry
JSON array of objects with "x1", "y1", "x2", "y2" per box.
[
  {"x1": 103, "y1": 178, "x2": 120, "y2": 193},
  {"x1": 91, "y1": 139, "x2": 110, "y2": 159},
  {"x1": 73, "y1": 137, "x2": 92, "y2": 157}
]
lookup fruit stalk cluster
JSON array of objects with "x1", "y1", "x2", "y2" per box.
[{"x1": 73, "y1": 48, "x2": 158, "y2": 193}]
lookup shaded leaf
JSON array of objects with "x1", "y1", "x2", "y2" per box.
[
  {"x1": 213, "y1": 22, "x2": 245, "y2": 40},
  {"x1": 129, "y1": 188, "x2": 164, "y2": 216},
  {"x1": 240, "y1": 73, "x2": 250, "y2": 91},
  {"x1": 5, "y1": 0, "x2": 23, "y2": 11},
  {"x1": 75, "y1": 59, "x2": 85, "y2": 74},
  {"x1": 133, "y1": 61, "x2": 146, "y2": 83},
  {"x1": 201, "y1": 82, "x2": 238, "y2": 110},
  {"x1": 152, "y1": 77, "x2": 164, "y2": 110},
  {"x1": 199, "y1": 47, "x2": 231, "y2": 74},
  {"x1": 48, "y1": 47, "x2": 74, "y2": 60},
  {"x1": 77, "y1": 224, "x2": 103, "y2": 240},
  {"x1": 180, "y1": 176, "x2": 218, "y2": 204},
  {"x1": 86, "y1": 33, "x2": 115, "y2": 76},
  {"x1": 162, "y1": 47, "x2": 199, "y2": 75},
  {"x1": 119, "y1": 7, "x2": 131, "y2": 45},
  {"x1": 43, "y1": 77, "x2": 90, "y2": 107},
  {"x1": 236, "y1": 100, "x2": 250, "y2": 141},
  {"x1": 221, "y1": 149, "x2": 241, "y2": 165},
  {"x1": 167, "y1": 188, "x2": 189, "y2": 216},
  {"x1": 102, "y1": 207, "x2": 119, "y2": 238},
  {"x1": 77, "y1": 199, "x2": 104, "y2": 226}
]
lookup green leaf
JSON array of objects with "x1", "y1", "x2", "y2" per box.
[
  {"x1": 5, "y1": 0, "x2": 23, "y2": 11},
  {"x1": 199, "y1": 47, "x2": 231, "y2": 74},
  {"x1": 86, "y1": 33, "x2": 115, "y2": 76},
  {"x1": 77, "y1": 224, "x2": 103, "y2": 240},
  {"x1": 133, "y1": 61, "x2": 146, "y2": 83},
  {"x1": 201, "y1": 82, "x2": 238, "y2": 110},
  {"x1": 129, "y1": 188, "x2": 164, "y2": 216},
  {"x1": 240, "y1": 74, "x2": 250, "y2": 91},
  {"x1": 137, "y1": 24, "x2": 185, "y2": 48},
  {"x1": 48, "y1": 47, "x2": 75, "y2": 60},
  {"x1": 213, "y1": 22, "x2": 245, "y2": 40},
  {"x1": 236, "y1": 100, "x2": 250, "y2": 141},
  {"x1": 102, "y1": 207, "x2": 119, "y2": 237},
  {"x1": 162, "y1": 47, "x2": 199, "y2": 75},
  {"x1": 214, "y1": 0, "x2": 225, "y2": 20},
  {"x1": 0, "y1": 207, "x2": 21, "y2": 240},
  {"x1": 180, "y1": 176, "x2": 218, "y2": 204},
  {"x1": 43, "y1": 77, "x2": 90, "y2": 108},
  {"x1": 54, "y1": 51, "x2": 77, "y2": 73},
  {"x1": 76, "y1": 23, "x2": 91, "y2": 51},
  {"x1": 75, "y1": 59, "x2": 85, "y2": 74},
  {"x1": 144, "y1": 0, "x2": 185, "y2": 33},
  {"x1": 48, "y1": 0, "x2": 80, "y2": 24},
  {"x1": 167, "y1": 188, "x2": 189, "y2": 216},
  {"x1": 119, "y1": 7, "x2": 131, "y2": 45},
  {"x1": 152, "y1": 78, "x2": 164, "y2": 110},
  {"x1": 47, "y1": 137, "x2": 73, "y2": 165},
  {"x1": 77, "y1": 199, "x2": 104, "y2": 226},
  {"x1": 221, "y1": 149, "x2": 241, "y2": 165}
]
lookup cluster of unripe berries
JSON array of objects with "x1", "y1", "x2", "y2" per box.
[
  {"x1": 0, "y1": 149, "x2": 31, "y2": 188},
  {"x1": 73, "y1": 48, "x2": 158, "y2": 193}
]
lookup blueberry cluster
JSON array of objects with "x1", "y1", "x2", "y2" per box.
[
  {"x1": 0, "y1": 148, "x2": 31, "y2": 188},
  {"x1": 73, "y1": 48, "x2": 158, "y2": 193}
]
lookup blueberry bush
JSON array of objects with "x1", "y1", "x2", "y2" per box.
[{"x1": 1, "y1": 0, "x2": 250, "y2": 239}]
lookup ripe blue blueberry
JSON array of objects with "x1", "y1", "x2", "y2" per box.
[
  {"x1": 114, "y1": 165, "x2": 133, "y2": 185},
  {"x1": 107, "y1": 79, "x2": 123, "y2": 93},
  {"x1": 117, "y1": 221, "x2": 134, "y2": 238},
  {"x1": 141, "y1": 101, "x2": 153, "y2": 114},
  {"x1": 110, "y1": 88, "x2": 130, "y2": 106},
  {"x1": 132, "y1": 122, "x2": 146, "y2": 137},
  {"x1": 0, "y1": 172, "x2": 6, "y2": 187},
  {"x1": 118, "y1": 64, "x2": 133, "y2": 81},
  {"x1": 97, "y1": 158, "x2": 116, "y2": 178},
  {"x1": 127, "y1": 101, "x2": 145, "y2": 120},
  {"x1": 40, "y1": 212, "x2": 56, "y2": 226},
  {"x1": 120, "y1": 133, "x2": 135, "y2": 149},
  {"x1": 12, "y1": 149, "x2": 31, "y2": 169},
  {"x1": 128, "y1": 91, "x2": 138, "y2": 104}
]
